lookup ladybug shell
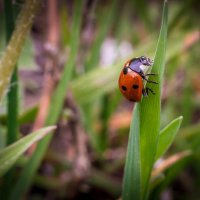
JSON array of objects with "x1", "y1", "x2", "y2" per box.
[{"x1": 118, "y1": 67, "x2": 143, "y2": 102}]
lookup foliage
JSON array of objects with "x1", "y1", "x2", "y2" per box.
[{"x1": 0, "y1": 0, "x2": 199, "y2": 199}]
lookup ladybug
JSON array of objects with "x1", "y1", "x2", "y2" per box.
[{"x1": 118, "y1": 56, "x2": 157, "y2": 102}]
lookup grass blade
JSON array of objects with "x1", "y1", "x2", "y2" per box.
[
  {"x1": 139, "y1": 0, "x2": 168, "y2": 198},
  {"x1": 3, "y1": 1, "x2": 19, "y2": 197},
  {"x1": 152, "y1": 150, "x2": 191, "y2": 178},
  {"x1": 4, "y1": 0, "x2": 20, "y2": 145},
  {"x1": 0, "y1": 126, "x2": 56, "y2": 177},
  {"x1": 122, "y1": 1, "x2": 168, "y2": 199},
  {"x1": 156, "y1": 116, "x2": 183, "y2": 160},
  {"x1": 122, "y1": 105, "x2": 141, "y2": 200}
]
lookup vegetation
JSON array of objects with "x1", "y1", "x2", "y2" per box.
[{"x1": 0, "y1": 0, "x2": 199, "y2": 199}]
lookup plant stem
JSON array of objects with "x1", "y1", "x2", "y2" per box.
[
  {"x1": 0, "y1": 0, "x2": 41, "y2": 102},
  {"x1": 2, "y1": 0, "x2": 18, "y2": 199},
  {"x1": 7, "y1": 69, "x2": 18, "y2": 144},
  {"x1": 4, "y1": 0, "x2": 19, "y2": 146}
]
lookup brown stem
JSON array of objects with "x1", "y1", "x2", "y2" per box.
[
  {"x1": 33, "y1": 0, "x2": 59, "y2": 131},
  {"x1": 28, "y1": 0, "x2": 60, "y2": 154}
]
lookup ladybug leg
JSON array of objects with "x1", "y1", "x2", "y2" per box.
[
  {"x1": 145, "y1": 73, "x2": 157, "y2": 76},
  {"x1": 147, "y1": 80, "x2": 158, "y2": 84},
  {"x1": 143, "y1": 76, "x2": 158, "y2": 84},
  {"x1": 142, "y1": 87, "x2": 156, "y2": 96},
  {"x1": 142, "y1": 88, "x2": 148, "y2": 97},
  {"x1": 147, "y1": 87, "x2": 156, "y2": 95}
]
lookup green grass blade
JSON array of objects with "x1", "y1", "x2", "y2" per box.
[
  {"x1": 140, "y1": 0, "x2": 168, "y2": 198},
  {"x1": 0, "y1": 126, "x2": 56, "y2": 177},
  {"x1": 4, "y1": 0, "x2": 19, "y2": 145},
  {"x1": 11, "y1": 1, "x2": 84, "y2": 198},
  {"x1": 156, "y1": 116, "x2": 183, "y2": 160},
  {"x1": 122, "y1": 105, "x2": 141, "y2": 200},
  {"x1": 7, "y1": 69, "x2": 18, "y2": 144},
  {"x1": 122, "y1": 1, "x2": 168, "y2": 199}
]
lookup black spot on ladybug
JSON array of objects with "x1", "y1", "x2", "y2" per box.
[
  {"x1": 132, "y1": 84, "x2": 139, "y2": 89},
  {"x1": 122, "y1": 85, "x2": 127, "y2": 91},
  {"x1": 123, "y1": 67, "x2": 128, "y2": 74}
]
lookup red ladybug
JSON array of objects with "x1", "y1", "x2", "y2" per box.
[{"x1": 118, "y1": 56, "x2": 157, "y2": 102}]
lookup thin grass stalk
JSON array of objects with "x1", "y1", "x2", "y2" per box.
[
  {"x1": 7, "y1": 70, "x2": 18, "y2": 144},
  {"x1": 4, "y1": 0, "x2": 18, "y2": 147},
  {"x1": 0, "y1": 0, "x2": 41, "y2": 102},
  {"x1": 2, "y1": 1, "x2": 19, "y2": 198}
]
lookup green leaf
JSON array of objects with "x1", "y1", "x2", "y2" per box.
[
  {"x1": 156, "y1": 116, "x2": 183, "y2": 160},
  {"x1": 122, "y1": 105, "x2": 141, "y2": 200},
  {"x1": 0, "y1": 126, "x2": 56, "y2": 177},
  {"x1": 122, "y1": 1, "x2": 168, "y2": 200}
]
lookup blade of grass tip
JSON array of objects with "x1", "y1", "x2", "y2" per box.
[
  {"x1": 156, "y1": 116, "x2": 183, "y2": 160},
  {"x1": 0, "y1": 126, "x2": 56, "y2": 177},
  {"x1": 122, "y1": 1, "x2": 168, "y2": 200},
  {"x1": 140, "y1": 1, "x2": 168, "y2": 198},
  {"x1": 11, "y1": 1, "x2": 84, "y2": 199}
]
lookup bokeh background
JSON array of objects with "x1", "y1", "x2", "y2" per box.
[{"x1": 0, "y1": 0, "x2": 200, "y2": 199}]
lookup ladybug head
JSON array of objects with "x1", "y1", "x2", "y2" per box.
[{"x1": 139, "y1": 56, "x2": 153, "y2": 66}]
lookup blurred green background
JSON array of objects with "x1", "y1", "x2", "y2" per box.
[{"x1": 0, "y1": 0, "x2": 200, "y2": 199}]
